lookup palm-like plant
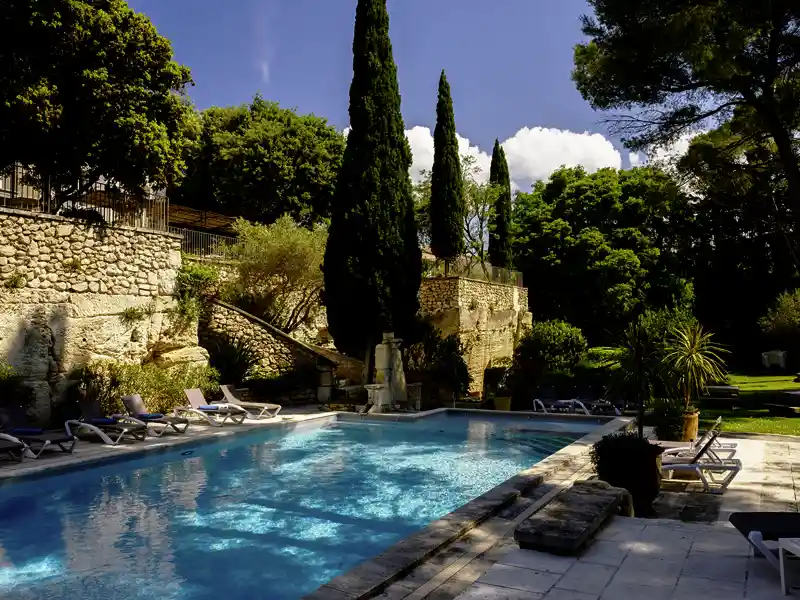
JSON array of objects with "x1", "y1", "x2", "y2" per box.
[
  {"x1": 663, "y1": 324, "x2": 728, "y2": 412},
  {"x1": 611, "y1": 320, "x2": 662, "y2": 438}
]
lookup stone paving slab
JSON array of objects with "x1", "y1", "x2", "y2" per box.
[{"x1": 454, "y1": 518, "x2": 794, "y2": 600}]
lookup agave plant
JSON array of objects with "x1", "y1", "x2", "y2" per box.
[{"x1": 663, "y1": 323, "x2": 728, "y2": 412}]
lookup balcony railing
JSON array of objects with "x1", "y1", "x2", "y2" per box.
[
  {"x1": 169, "y1": 227, "x2": 236, "y2": 258},
  {"x1": 423, "y1": 257, "x2": 523, "y2": 287},
  {"x1": 0, "y1": 164, "x2": 169, "y2": 231}
]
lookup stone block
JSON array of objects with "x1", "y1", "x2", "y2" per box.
[
  {"x1": 152, "y1": 346, "x2": 209, "y2": 368},
  {"x1": 514, "y1": 481, "x2": 633, "y2": 556}
]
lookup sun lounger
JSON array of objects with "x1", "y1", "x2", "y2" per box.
[
  {"x1": 65, "y1": 396, "x2": 148, "y2": 445},
  {"x1": 729, "y1": 512, "x2": 800, "y2": 572},
  {"x1": 655, "y1": 416, "x2": 738, "y2": 460},
  {"x1": 215, "y1": 384, "x2": 282, "y2": 419},
  {"x1": 174, "y1": 389, "x2": 247, "y2": 426},
  {"x1": 661, "y1": 432, "x2": 742, "y2": 493},
  {"x1": 0, "y1": 426, "x2": 77, "y2": 457},
  {"x1": 122, "y1": 395, "x2": 190, "y2": 437},
  {"x1": 0, "y1": 435, "x2": 27, "y2": 462}
]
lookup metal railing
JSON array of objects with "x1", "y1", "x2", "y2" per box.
[
  {"x1": 0, "y1": 164, "x2": 169, "y2": 231},
  {"x1": 169, "y1": 227, "x2": 236, "y2": 258},
  {"x1": 423, "y1": 257, "x2": 523, "y2": 287}
]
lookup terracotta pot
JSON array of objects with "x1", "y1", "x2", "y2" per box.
[{"x1": 681, "y1": 410, "x2": 700, "y2": 442}]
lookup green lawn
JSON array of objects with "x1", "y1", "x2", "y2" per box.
[{"x1": 698, "y1": 373, "x2": 800, "y2": 436}]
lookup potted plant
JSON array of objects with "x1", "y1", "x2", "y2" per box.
[
  {"x1": 662, "y1": 324, "x2": 728, "y2": 442},
  {"x1": 591, "y1": 431, "x2": 664, "y2": 516}
]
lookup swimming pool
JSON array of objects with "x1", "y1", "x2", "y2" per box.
[{"x1": 0, "y1": 413, "x2": 597, "y2": 600}]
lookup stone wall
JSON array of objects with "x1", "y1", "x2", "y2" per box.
[
  {"x1": 419, "y1": 277, "x2": 532, "y2": 394},
  {"x1": 0, "y1": 208, "x2": 208, "y2": 419},
  {"x1": 200, "y1": 300, "x2": 335, "y2": 377}
]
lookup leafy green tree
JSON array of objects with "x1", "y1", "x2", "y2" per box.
[
  {"x1": 678, "y1": 114, "x2": 798, "y2": 363},
  {"x1": 223, "y1": 217, "x2": 327, "y2": 334},
  {"x1": 488, "y1": 140, "x2": 512, "y2": 268},
  {"x1": 573, "y1": 0, "x2": 800, "y2": 235},
  {"x1": 413, "y1": 154, "x2": 501, "y2": 270},
  {"x1": 429, "y1": 71, "x2": 465, "y2": 265},
  {"x1": 0, "y1": 0, "x2": 195, "y2": 200},
  {"x1": 323, "y1": 0, "x2": 422, "y2": 362},
  {"x1": 174, "y1": 96, "x2": 345, "y2": 226},
  {"x1": 512, "y1": 166, "x2": 695, "y2": 345}
]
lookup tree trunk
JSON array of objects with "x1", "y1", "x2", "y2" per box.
[{"x1": 362, "y1": 339, "x2": 376, "y2": 385}]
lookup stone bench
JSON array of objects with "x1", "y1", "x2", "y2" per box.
[{"x1": 514, "y1": 480, "x2": 633, "y2": 556}]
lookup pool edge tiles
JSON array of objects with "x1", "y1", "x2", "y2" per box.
[{"x1": 300, "y1": 414, "x2": 633, "y2": 600}]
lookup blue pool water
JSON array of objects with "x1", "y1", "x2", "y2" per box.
[{"x1": 0, "y1": 414, "x2": 595, "y2": 600}]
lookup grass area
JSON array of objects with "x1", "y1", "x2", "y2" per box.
[{"x1": 698, "y1": 373, "x2": 800, "y2": 435}]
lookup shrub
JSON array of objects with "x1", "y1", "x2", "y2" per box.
[
  {"x1": 222, "y1": 216, "x2": 326, "y2": 334},
  {"x1": 246, "y1": 363, "x2": 321, "y2": 401},
  {"x1": 205, "y1": 333, "x2": 261, "y2": 386},
  {"x1": 760, "y1": 289, "x2": 800, "y2": 363},
  {"x1": 590, "y1": 431, "x2": 663, "y2": 516},
  {"x1": 173, "y1": 262, "x2": 219, "y2": 325},
  {"x1": 650, "y1": 398, "x2": 686, "y2": 441},
  {"x1": 405, "y1": 319, "x2": 471, "y2": 397},
  {"x1": 75, "y1": 360, "x2": 220, "y2": 415},
  {"x1": 3, "y1": 271, "x2": 26, "y2": 289},
  {"x1": 508, "y1": 320, "x2": 587, "y2": 405},
  {"x1": 0, "y1": 362, "x2": 34, "y2": 422}
]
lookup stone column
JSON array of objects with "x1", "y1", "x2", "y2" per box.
[{"x1": 370, "y1": 334, "x2": 394, "y2": 412}]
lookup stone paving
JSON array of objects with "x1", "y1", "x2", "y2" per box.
[{"x1": 444, "y1": 435, "x2": 800, "y2": 600}]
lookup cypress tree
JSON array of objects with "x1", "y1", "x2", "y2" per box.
[
  {"x1": 488, "y1": 139, "x2": 512, "y2": 268},
  {"x1": 430, "y1": 70, "x2": 464, "y2": 266},
  {"x1": 322, "y1": 0, "x2": 421, "y2": 363}
]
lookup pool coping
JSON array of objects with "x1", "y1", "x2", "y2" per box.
[{"x1": 300, "y1": 413, "x2": 633, "y2": 600}]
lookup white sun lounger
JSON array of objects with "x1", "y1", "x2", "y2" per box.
[
  {"x1": 215, "y1": 384, "x2": 282, "y2": 419},
  {"x1": 661, "y1": 432, "x2": 742, "y2": 494},
  {"x1": 174, "y1": 389, "x2": 247, "y2": 427}
]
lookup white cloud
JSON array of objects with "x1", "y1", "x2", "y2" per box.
[
  {"x1": 343, "y1": 124, "x2": 622, "y2": 192},
  {"x1": 630, "y1": 130, "x2": 706, "y2": 171},
  {"x1": 406, "y1": 126, "x2": 621, "y2": 192},
  {"x1": 629, "y1": 152, "x2": 643, "y2": 167},
  {"x1": 501, "y1": 127, "x2": 621, "y2": 192},
  {"x1": 259, "y1": 60, "x2": 270, "y2": 83}
]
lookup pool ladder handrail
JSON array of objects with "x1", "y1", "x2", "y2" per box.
[{"x1": 532, "y1": 398, "x2": 591, "y2": 416}]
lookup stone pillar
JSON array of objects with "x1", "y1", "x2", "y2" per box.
[
  {"x1": 365, "y1": 383, "x2": 390, "y2": 413},
  {"x1": 316, "y1": 365, "x2": 334, "y2": 404}
]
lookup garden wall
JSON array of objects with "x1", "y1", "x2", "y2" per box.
[
  {"x1": 0, "y1": 208, "x2": 209, "y2": 419},
  {"x1": 419, "y1": 277, "x2": 532, "y2": 393},
  {"x1": 199, "y1": 300, "x2": 336, "y2": 399}
]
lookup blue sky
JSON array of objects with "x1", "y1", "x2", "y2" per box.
[{"x1": 129, "y1": 0, "x2": 638, "y2": 191}]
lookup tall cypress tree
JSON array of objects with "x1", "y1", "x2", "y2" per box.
[
  {"x1": 488, "y1": 139, "x2": 512, "y2": 268},
  {"x1": 322, "y1": 0, "x2": 421, "y2": 363},
  {"x1": 430, "y1": 70, "x2": 464, "y2": 265}
]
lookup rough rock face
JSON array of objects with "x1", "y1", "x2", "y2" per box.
[
  {"x1": 419, "y1": 277, "x2": 532, "y2": 393},
  {"x1": 0, "y1": 209, "x2": 208, "y2": 420}
]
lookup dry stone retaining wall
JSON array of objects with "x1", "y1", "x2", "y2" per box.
[
  {"x1": 419, "y1": 277, "x2": 532, "y2": 394},
  {"x1": 200, "y1": 301, "x2": 333, "y2": 377},
  {"x1": 0, "y1": 208, "x2": 208, "y2": 419}
]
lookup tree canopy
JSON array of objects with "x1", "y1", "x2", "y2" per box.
[
  {"x1": 488, "y1": 140, "x2": 512, "y2": 268},
  {"x1": 174, "y1": 96, "x2": 346, "y2": 226},
  {"x1": 573, "y1": 0, "x2": 800, "y2": 237},
  {"x1": 322, "y1": 0, "x2": 421, "y2": 360},
  {"x1": 429, "y1": 71, "x2": 465, "y2": 262},
  {"x1": 0, "y1": 0, "x2": 195, "y2": 198},
  {"x1": 512, "y1": 166, "x2": 694, "y2": 345}
]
